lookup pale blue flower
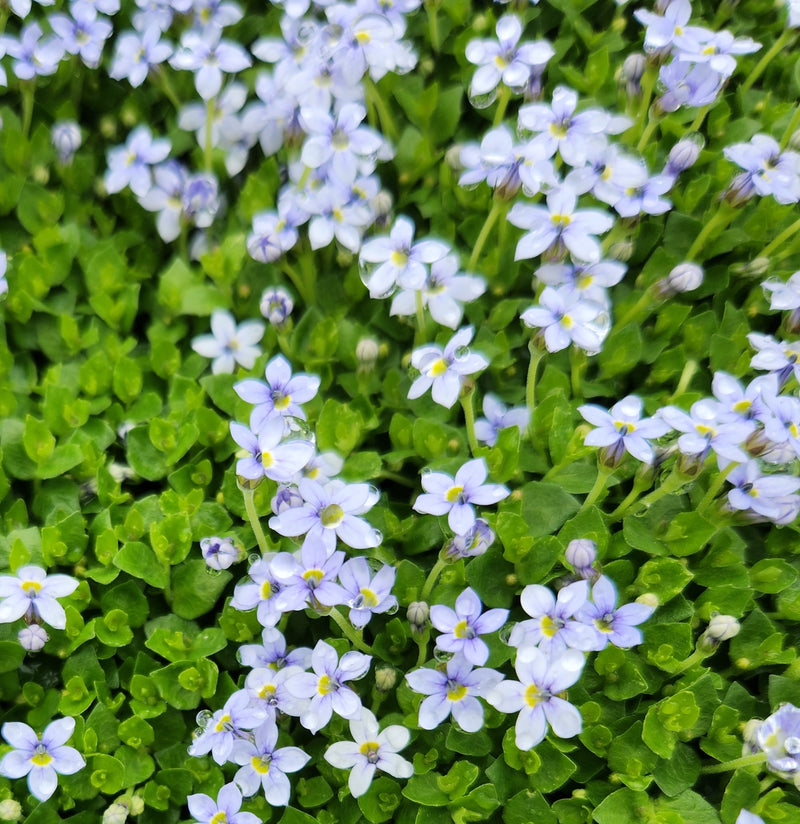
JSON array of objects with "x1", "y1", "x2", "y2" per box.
[
  {"x1": 430, "y1": 587, "x2": 508, "y2": 666},
  {"x1": 0, "y1": 565, "x2": 78, "y2": 630},
  {"x1": 188, "y1": 783, "x2": 260, "y2": 824},
  {"x1": 576, "y1": 575, "x2": 655, "y2": 650}
]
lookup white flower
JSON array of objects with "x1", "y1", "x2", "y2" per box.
[
  {"x1": 191, "y1": 310, "x2": 264, "y2": 375},
  {"x1": 324, "y1": 709, "x2": 413, "y2": 797}
]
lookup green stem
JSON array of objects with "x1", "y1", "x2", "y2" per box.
[
  {"x1": 570, "y1": 348, "x2": 586, "y2": 398},
  {"x1": 741, "y1": 29, "x2": 793, "y2": 94},
  {"x1": 670, "y1": 359, "x2": 698, "y2": 399},
  {"x1": 781, "y1": 103, "x2": 800, "y2": 150},
  {"x1": 21, "y1": 79, "x2": 35, "y2": 140},
  {"x1": 414, "y1": 290, "x2": 427, "y2": 346},
  {"x1": 425, "y1": 0, "x2": 440, "y2": 52},
  {"x1": 421, "y1": 558, "x2": 447, "y2": 601},
  {"x1": 329, "y1": 608, "x2": 373, "y2": 654},
  {"x1": 700, "y1": 752, "x2": 767, "y2": 775},
  {"x1": 630, "y1": 66, "x2": 657, "y2": 142},
  {"x1": 242, "y1": 487, "x2": 269, "y2": 555},
  {"x1": 698, "y1": 462, "x2": 738, "y2": 515},
  {"x1": 493, "y1": 85, "x2": 512, "y2": 127},
  {"x1": 526, "y1": 341, "x2": 545, "y2": 433},
  {"x1": 627, "y1": 464, "x2": 688, "y2": 515},
  {"x1": 281, "y1": 261, "x2": 313, "y2": 306},
  {"x1": 156, "y1": 67, "x2": 182, "y2": 110},
  {"x1": 685, "y1": 201, "x2": 737, "y2": 263},
  {"x1": 672, "y1": 647, "x2": 710, "y2": 675},
  {"x1": 636, "y1": 115, "x2": 661, "y2": 154},
  {"x1": 616, "y1": 289, "x2": 655, "y2": 328},
  {"x1": 364, "y1": 77, "x2": 398, "y2": 142},
  {"x1": 759, "y1": 215, "x2": 800, "y2": 261},
  {"x1": 600, "y1": 222, "x2": 626, "y2": 255},
  {"x1": 607, "y1": 473, "x2": 654, "y2": 521},
  {"x1": 688, "y1": 104, "x2": 711, "y2": 134},
  {"x1": 460, "y1": 386, "x2": 479, "y2": 457},
  {"x1": 204, "y1": 97, "x2": 215, "y2": 172},
  {"x1": 468, "y1": 198, "x2": 507, "y2": 273},
  {"x1": 415, "y1": 632, "x2": 430, "y2": 667},
  {"x1": 580, "y1": 464, "x2": 615, "y2": 512}
]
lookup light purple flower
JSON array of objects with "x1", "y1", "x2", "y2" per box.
[
  {"x1": 677, "y1": 29, "x2": 760, "y2": 78},
  {"x1": 110, "y1": 25, "x2": 172, "y2": 87},
  {"x1": 414, "y1": 457, "x2": 509, "y2": 535},
  {"x1": 49, "y1": 6, "x2": 112, "y2": 69},
  {"x1": 138, "y1": 160, "x2": 187, "y2": 243},
  {"x1": 0, "y1": 565, "x2": 78, "y2": 630},
  {"x1": 324, "y1": 708, "x2": 414, "y2": 798},
  {"x1": 169, "y1": 28, "x2": 251, "y2": 100},
  {"x1": 443, "y1": 518, "x2": 495, "y2": 560},
  {"x1": 191, "y1": 310, "x2": 264, "y2": 375},
  {"x1": 727, "y1": 461, "x2": 800, "y2": 522},
  {"x1": 430, "y1": 587, "x2": 508, "y2": 666},
  {"x1": 230, "y1": 418, "x2": 316, "y2": 484},
  {"x1": 188, "y1": 690, "x2": 267, "y2": 765},
  {"x1": 51, "y1": 121, "x2": 82, "y2": 164},
  {"x1": 337, "y1": 557, "x2": 397, "y2": 629},
  {"x1": 486, "y1": 647, "x2": 584, "y2": 750},
  {"x1": 182, "y1": 173, "x2": 220, "y2": 228},
  {"x1": 659, "y1": 400, "x2": 755, "y2": 462},
  {"x1": 237, "y1": 626, "x2": 312, "y2": 671},
  {"x1": 755, "y1": 703, "x2": 800, "y2": 775},
  {"x1": 231, "y1": 556, "x2": 289, "y2": 628},
  {"x1": 724, "y1": 135, "x2": 800, "y2": 205},
  {"x1": 6, "y1": 23, "x2": 64, "y2": 80},
  {"x1": 474, "y1": 393, "x2": 528, "y2": 446},
  {"x1": 508, "y1": 185, "x2": 614, "y2": 263},
  {"x1": 508, "y1": 581, "x2": 597, "y2": 654},
  {"x1": 244, "y1": 666, "x2": 309, "y2": 721},
  {"x1": 634, "y1": 0, "x2": 694, "y2": 52},
  {"x1": 576, "y1": 576, "x2": 654, "y2": 650},
  {"x1": 521, "y1": 285, "x2": 607, "y2": 354},
  {"x1": 270, "y1": 538, "x2": 346, "y2": 612},
  {"x1": 201, "y1": 536, "x2": 241, "y2": 571},
  {"x1": 18, "y1": 625, "x2": 48, "y2": 651},
  {"x1": 188, "y1": 783, "x2": 260, "y2": 824},
  {"x1": 231, "y1": 721, "x2": 310, "y2": 802},
  {"x1": 260, "y1": 287, "x2": 294, "y2": 327},
  {"x1": 712, "y1": 372, "x2": 771, "y2": 423},
  {"x1": 465, "y1": 14, "x2": 554, "y2": 98},
  {"x1": 405, "y1": 657, "x2": 503, "y2": 732},
  {"x1": 656, "y1": 61, "x2": 725, "y2": 113},
  {"x1": 408, "y1": 326, "x2": 489, "y2": 408},
  {"x1": 248, "y1": 212, "x2": 300, "y2": 263},
  {"x1": 235, "y1": 355, "x2": 320, "y2": 430},
  {"x1": 105, "y1": 126, "x2": 171, "y2": 197},
  {"x1": 360, "y1": 216, "x2": 450, "y2": 298},
  {"x1": 0, "y1": 718, "x2": 84, "y2": 801},
  {"x1": 578, "y1": 395, "x2": 669, "y2": 464},
  {"x1": 286, "y1": 640, "x2": 372, "y2": 733},
  {"x1": 269, "y1": 478, "x2": 381, "y2": 553}
]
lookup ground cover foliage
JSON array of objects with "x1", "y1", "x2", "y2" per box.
[{"x1": 1, "y1": 0, "x2": 800, "y2": 822}]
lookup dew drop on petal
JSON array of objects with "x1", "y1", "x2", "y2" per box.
[
  {"x1": 205, "y1": 566, "x2": 222, "y2": 577},
  {"x1": 248, "y1": 552, "x2": 262, "y2": 566},
  {"x1": 433, "y1": 647, "x2": 454, "y2": 663},
  {"x1": 499, "y1": 622, "x2": 515, "y2": 645},
  {"x1": 386, "y1": 602, "x2": 399, "y2": 615},
  {"x1": 196, "y1": 710, "x2": 213, "y2": 728}
]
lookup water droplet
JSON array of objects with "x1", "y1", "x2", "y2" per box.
[
  {"x1": 454, "y1": 345, "x2": 471, "y2": 359},
  {"x1": 196, "y1": 710, "x2": 213, "y2": 728},
  {"x1": 499, "y1": 622, "x2": 516, "y2": 645},
  {"x1": 433, "y1": 647, "x2": 454, "y2": 663},
  {"x1": 371, "y1": 528, "x2": 383, "y2": 546},
  {"x1": 248, "y1": 552, "x2": 261, "y2": 566},
  {"x1": 204, "y1": 566, "x2": 222, "y2": 577},
  {"x1": 386, "y1": 602, "x2": 399, "y2": 615},
  {"x1": 235, "y1": 646, "x2": 246, "y2": 666},
  {"x1": 460, "y1": 181, "x2": 481, "y2": 192},
  {"x1": 469, "y1": 88, "x2": 498, "y2": 110},
  {"x1": 367, "y1": 484, "x2": 381, "y2": 503},
  {"x1": 282, "y1": 416, "x2": 314, "y2": 444}
]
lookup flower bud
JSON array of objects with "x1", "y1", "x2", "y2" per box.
[
  {"x1": 699, "y1": 614, "x2": 740, "y2": 650},
  {"x1": 260, "y1": 286, "x2": 293, "y2": 329},
  {"x1": 0, "y1": 799, "x2": 22, "y2": 821},
  {"x1": 723, "y1": 172, "x2": 756, "y2": 207},
  {"x1": 665, "y1": 134, "x2": 704, "y2": 176},
  {"x1": 200, "y1": 536, "x2": 241, "y2": 571},
  {"x1": 356, "y1": 337, "x2": 380, "y2": 371},
  {"x1": 407, "y1": 601, "x2": 429, "y2": 634},
  {"x1": 18, "y1": 624, "x2": 48, "y2": 652},
  {"x1": 271, "y1": 484, "x2": 304, "y2": 515},
  {"x1": 565, "y1": 539, "x2": 597, "y2": 574},
  {"x1": 102, "y1": 802, "x2": 129, "y2": 824},
  {"x1": 654, "y1": 262, "x2": 704, "y2": 298},
  {"x1": 788, "y1": 130, "x2": 800, "y2": 153},
  {"x1": 374, "y1": 666, "x2": 397, "y2": 692},
  {"x1": 182, "y1": 173, "x2": 219, "y2": 228},
  {"x1": 608, "y1": 239, "x2": 634, "y2": 262},
  {"x1": 620, "y1": 53, "x2": 646, "y2": 97},
  {"x1": 129, "y1": 796, "x2": 144, "y2": 816}
]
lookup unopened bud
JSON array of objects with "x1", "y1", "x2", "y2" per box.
[
  {"x1": 665, "y1": 134, "x2": 704, "y2": 176},
  {"x1": 731, "y1": 256, "x2": 770, "y2": 277},
  {"x1": 565, "y1": 539, "x2": 597, "y2": 573},
  {"x1": 356, "y1": 337, "x2": 380, "y2": 370},
  {"x1": 32, "y1": 165, "x2": 49, "y2": 185},
  {"x1": 608, "y1": 239, "x2": 634, "y2": 262},
  {"x1": 723, "y1": 172, "x2": 756, "y2": 207},
  {"x1": 662, "y1": 262, "x2": 704, "y2": 295},
  {"x1": 260, "y1": 286, "x2": 293, "y2": 328},
  {"x1": 375, "y1": 666, "x2": 397, "y2": 692},
  {"x1": 129, "y1": 796, "x2": 144, "y2": 816},
  {"x1": 102, "y1": 802, "x2": 129, "y2": 824},
  {"x1": 620, "y1": 53, "x2": 646, "y2": 97},
  {"x1": 699, "y1": 614, "x2": 740, "y2": 650},
  {"x1": 18, "y1": 624, "x2": 48, "y2": 652},
  {"x1": 408, "y1": 601, "x2": 429, "y2": 633},
  {"x1": 788, "y1": 130, "x2": 800, "y2": 153},
  {"x1": 200, "y1": 536, "x2": 241, "y2": 571},
  {"x1": 0, "y1": 799, "x2": 22, "y2": 821}
]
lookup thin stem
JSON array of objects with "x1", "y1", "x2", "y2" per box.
[
  {"x1": 688, "y1": 104, "x2": 711, "y2": 134},
  {"x1": 580, "y1": 464, "x2": 615, "y2": 512},
  {"x1": 21, "y1": 79, "x2": 35, "y2": 140},
  {"x1": 700, "y1": 752, "x2": 767, "y2": 775},
  {"x1": 741, "y1": 29, "x2": 792, "y2": 94},
  {"x1": 526, "y1": 341, "x2": 545, "y2": 434},
  {"x1": 242, "y1": 487, "x2": 269, "y2": 555},
  {"x1": 570, "y1": 348, "x2": 586, "y2": 398},
  {"x1": 414, "y1": 290, "x2": 427, "y2": 346},
  {"x1": 672, "y1": 647, "x2": 709, "y2": 675},
  {"x1": 636, "y1": 115, "x2": 661, "y2": 154},
  {"x1": 468, "y1": 198, "x2": 507, "y2": 273},
  {"x1": 601, "y1": 222, "x2": 626, "y2": 255},
  {"x1": 415, "y1": 633, "x2": 430, "y2": 667},
  {"x1": 698, "y1": 462, "x2": 738, "y2": 515},
  {"x1": 781, "y1": 104, "x2": 800, "y2": 150},
  {"x1": 685, "y1": 201, "x2": 737, "y2": 263},
  {"x1": 329, "y1": 608, "x2": 373, "y2": 654},
  {"x1": 204, "y1": 97, "x2": 215, "y2": 172},
  {"x1": 625, "y1": 464, "x2": 688, "y2": 515},
  {"x1": 460, "y1": 386, "x2": 479, "y2": 457},
  {"x1": 364, "y1": 77, "x2": 398, "y2": 142},
  {"x1": 616, "y1": 289, "x2": 655, "y2": 328},
  {"x1": 425, "y1": 0, "x2": 440, "y2": 52},
  {"x1": 281, "y1": 261, "x2": 314, "y2": 306},
  {"x1": 760, "y1": 215, "x2": 800, "y2": 261},
  {"x1": 630, "y1": 66, "x2": 657, "y2": 142},
  {"x1": 607, "y1": 473, "x2": 654, "y2": 521},
  {"x1": 670, "y1": 359, "x2": 698, "y2": 399},
  {"x1": 421, "y1": 558, "x2": 447, "y2": 601},
  {"x1": 493, "y1": 85, "x2": 512, "y2": 127},
  {"x1": 156, "y1": 66, "x2": 182, "y2": 110}
]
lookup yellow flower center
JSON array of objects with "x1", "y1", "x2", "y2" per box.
[
  {"x1": 31, "y1": 751, "x2": 52, "y2": 767},
  {"x1": 446, "y1": 683, "x2": 468, "y2": 702},
  {"x1": 429, "y1": 358, "x2": 449, "y2": 377},
  {"x1": 540, "y1": 615, "x2": 560, "y2": 638},
  {"x1": 261, "y1": 451, "x2": 274, "y2": 469},
  {"x1": 454, "y1": 620, "x2": 474, "y2": 639},
  {"x1": 445, "y1": 486, "x2": 464, "y2": 503},
  {"x1": 320, "y1": 504, "x2": 344, "y2": 528},
  {"x1": 273, "y1": 394, "x2": 291, "y2": 410},
  {"x1": 303, "y1": 569, "x2": 324, "y2": 590},
  {"x1": 251, "y1": 755, "x2": 271, "y2": 774},
  {"x1": 525, "y1": 683, "x2": 543, "y2": 708},
  {"x1": 210, "y1": 813, "x2": 228, "y2": 824},
  {"x1": 359, "y1": 588, "x2": 379, "y2": 608},
  {"x1": 359, "y1": 741, "x2": 381, "y2": 763},
  {"x1": 214, "y1": 713, "x2": 232, "y2": 733},
  {"x1": 551, "y1": 213, "x2": 571, "y2": 227},
  {"x1": 21, "y1": 580, "x2": 42, "y2": 596},
  {"x1": 318, "y1": 674, "x2": 338, "y2": 695},
  {"x1": 391, "y1": 250, "x2": 409, "y2": 268}
]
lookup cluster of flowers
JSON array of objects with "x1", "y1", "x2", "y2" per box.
[
  {"x1": 0, "y1": 564, "x2": 79, "y2": 650},
  {"x1": 404, "y1": 541, "x2": 653, "y2": 750},
  {"x1": 747, "y1": 702, "x2": 800, "y2": 783},
  {"x1": 634, "y1": 0, "x2": 760, "y2": 114}
]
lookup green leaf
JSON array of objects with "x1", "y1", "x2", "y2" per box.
[
  {"x1": 89, "y1": 753, "x2": 126, "y2": 794},
  {"x1": 635, "y1": 557, "x2": 693, "y2": 603},
  {"x1": 150, "y1": 659, "x2": 218, "y2": 709},
  {"x1": 593, "y1": 789, "x2": 654, "y2": 824},
  {"x1": 316, "y1": 399, "x2": 364, "y2": 455},
  {"x1": 113, "y1": 541, "x2": 168, "y2": 588},
  {"x1": 170, "y1": 560, "x2": 233, "y2": 619},
  {"x1": 297, "y1": 776, "x2": 334, "y2": 810},
  {"x1": 749, "y1": 558, "x2": 798, "y2": 593},
  {"x1": 403, "y1": 773, "x2": 451, "y2": 807},
  {"x1": 503, "y1": 790, "x2": 557, "y2": 824},
  {"x1": 146, "y1": 625, "x2": 228, "y2": 663},
  {"x1": 653, "y1": 743, "x2": 701, "y2": 797},
  {"x1": 23, "y1": 415, "x2": 55, "y2": 463},
  {"x1": 0, "y1": 641, "x2": 25, "y2": 673},
  {"x1": 658, "y1": 790, "x2": 722, "y2": 824},
  {"x1": 520, "y1": 482, "x2": 579, "y2": 537},
  {"x1": 356, "y1": 776, "x2": 401, "y2": 824},
  {"x1": 437, "y1": 761, "x2": 479, "y2": 799},
  {"x1": 446, "y1": 726, "x2": 493, "y2": 757}
]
